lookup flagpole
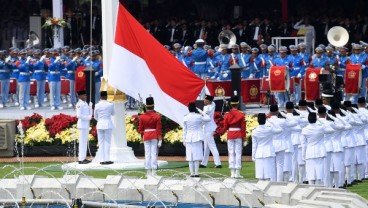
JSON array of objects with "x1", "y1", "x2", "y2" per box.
[{"x1": 100, "y1": 0, "x2": 142, "y2": 163}]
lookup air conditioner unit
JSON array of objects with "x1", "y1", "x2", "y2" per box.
[{"x1": 0, "y1": 120, "x2": 16, "y2": 157}]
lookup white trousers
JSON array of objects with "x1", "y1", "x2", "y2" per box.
[
  {"x1": 275, "y1": 150, "x2": 285, "y2": 182},
  {"x1": 227, "y1": 138, "x2": 242, "y2": 169},
  {"x1": 291, "y1": 145, "x2": 299, "y2": 182},
  {"x1": 324, "y1": 152, "x2": 332, "y2": 187},
  {"x1": 201, "y1": 131, "x2": 221, "y2": 166},
  {"x1": 97, "y1": 129, "x2": 112, "y2": 162},
  {"x1": 144, "y1": 139, "x2": 158, "y2": 170},
  {"x1": 78, "y1": 128, "x2": 89, "y2": 161}
]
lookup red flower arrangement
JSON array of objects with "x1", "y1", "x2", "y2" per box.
[
  {"x1": 214, "y1": 111, "x2": 224, "y2": 136},
  {"x1": 44, "y1": 113, "x2": 78, "y2": 137},
  {"x1": 16, "y1": 113, "x2": 43, "y2": 132},
  {"x1": 90, "y1": 117, "x2": 98, "y2": 139}
]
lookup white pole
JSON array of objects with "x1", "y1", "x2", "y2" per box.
[
  {"x1": 52, "y1": 0, "x2": 64, "y2": 48},
  {"x1": 100, "y1": 0, "x2": 139, "y2": 163}
]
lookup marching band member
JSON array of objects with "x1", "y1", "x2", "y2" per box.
[
  {"x1": 288, "y1": 45, "x2": 305, "y2": 103},
  {"x1": 265, "y1": 45, "x2": 278, "y2": 78},
  {"x1": 191, "y1": 39, "x2": 209, "y2": 80},
  {"x1": 17, "y1": 49, "x2": 32, "y2": 110},
  {"x1": 9, "y1": 48, "x2": 20, "y2": 106},
  {"x1": 215, "y1": 44, "x2": 231, "y2": 80},
  {"x1": 252, "y1": 113, "x2": 282, "y2": 181},
  {"x1": 258, "y1": 44, "x2": 268, "y2": 78},
  {"x1": 47, "y1": 49, "x2": 63, "y2": 110},
  {"x1": 30, "y1": 49, "x2": 46, "y2": 108},
  {"x1": 349, "y1": 44, "x2": 367, "y2": 103},
  {"x1": 249, "y1": 47, "x2": 262, "y2": 79},
  {"x1": 337, "y1": 46, "x2": 350, "y2": 78},
  {"x1": 310, "y1": 47, "x2": 327, "y2": 68},
  {"x1": 0, "y1": 50, "x2": 12, "y2": 108},
  {"x1": 273, "y1": 46, "x2": 291, "y2": 107},
  {"x1": 239, "y1": 42, "x2": 251, "y2": 79},
  {"x1": 183, "y1": 102, "x2": 210, "y2": 177}
]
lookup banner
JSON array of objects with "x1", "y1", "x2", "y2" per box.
[
  {"x1": 344, "y1": 64, "x2": 362, "y2": 95},
  {"x1": 304, "y1": 67, "x2": 323, "y2": 101},
  {"x1": 75, "y1": 66, "x2": 86, "y2": 92},
  {"x1": 269, "y1": 66, "x2": 289, "y2": 92}
]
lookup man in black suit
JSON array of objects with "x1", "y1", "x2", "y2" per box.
[
  {"x1": 248, "y1": 18, "x2": 264, "y2": 47},
  {"x1": 165, "y1": 19, "x2": 181, "y2": 46}
]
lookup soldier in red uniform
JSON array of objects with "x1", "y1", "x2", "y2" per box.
[
  {"x1": 138, "y1": 97, "x2": 162, "y2": 176},
  {"x1": 220, "y1": 94, "x2": 247, "y2": 178}
]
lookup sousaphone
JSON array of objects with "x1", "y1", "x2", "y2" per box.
[{"x1": 327, "y1": 26, "x2": 349, "y2": 47}]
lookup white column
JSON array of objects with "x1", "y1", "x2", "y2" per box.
[
  {"x1": 52, "y1": 0, "x2": 64, "y2": 48},
  {"x1": 101, "y1": 0, "x2": 140, "y2": 163}
]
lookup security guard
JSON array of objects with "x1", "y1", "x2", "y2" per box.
[
  {"x1": 76, "y1": 90, "x2": 93, "y2": 164},
  {"x1": 94, "y1": 91, "x2": 114, "y2": 165},
  {"x1": 138, "y1": 97, "x2": 162, "y2": 176},
  {"x1": 220, "y1": 94, "x2": 246, "y2": 178},
  {"x1": 200, "y1": 94, "x2": 222, "y2": 168}
]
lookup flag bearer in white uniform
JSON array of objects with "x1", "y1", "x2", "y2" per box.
[
  {"x1": 268, "y1": 105, "x2": 297, "y2": 182},
  {"x1": 183, "y1": 102, "x2": 210, "y2": 177},
  {"x1": 317, "y1": 106, "x2": 344, "y2": 187},
  {"x1": 301, "y1": 112, "x2": 333, "y2": 185},
  {"x1": 357, "y1": 97, "x2": 368, "y2": 179},
  {"x1": 327, "y1": 109, "x2": 345, "y2": 188},
  {"x1": 94, "y1": 91, "x2": 114, "y2": 165},
  {"x1": 285, "y1": 102, "x2": 303, "y2": 183},
  {"x1": 200, "y1": 94, "x2": 222, "y2": 168},
  {"x1": 76, "y1": 90, "x2": 93, "y2": 164},
  {"x1": 138, "y1": 97, "x2": 162, "y2": 176},
  {"x1": 252, "y1": 113, "x2": 282, "y2": 181},
  {"x1": 295, "y1": 100, "x2": 309, "y2": 183}
]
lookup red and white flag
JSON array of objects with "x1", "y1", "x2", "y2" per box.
[{"x1": 108, "y1": 3, "x2": 205, "y2": 125}]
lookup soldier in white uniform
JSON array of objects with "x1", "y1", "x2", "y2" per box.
[
  {"x1": 327, "y1": 109, "x2": 345, "y2": 188},
  {"x1": 285, "y1": 102, "x2": 303, "y2": 183},
  {"x1": 183, "y1": 102, "x2": 210, "y2": 177},
  {"x1": 295, "y1": 100, "x2": 309, "y2": 183},
  {"x1": 94, "y1": 91, "x2": 114, "y2": 165},
  {"x1": 268, "y1": 105, "x2": 297, "y2": 182},
  {"x1": 200, "y1": 95, "x2": 222, "y2": 168},
  {"x1": 357, "y1": 97, "x2": 368, "y2": 179},
  {"x1": 252, "y1": 113, "x2": 282, "y2": 181},
  {"x1": 317, "y1": 106, "x2": 344, "y2": 187},
  {"x1": 301, "y1": 112, "x2": 334, "y2": 185},
  {"x1": 76, "y1": 90, "x2": 93, "y2": 164}
]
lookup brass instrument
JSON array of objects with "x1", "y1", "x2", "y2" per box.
[{"x1": 218, "y1": 30, "x2": 236, "y2": 49}]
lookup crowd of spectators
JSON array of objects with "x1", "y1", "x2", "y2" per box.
[{"x1": 141, "y1": 15, "x2": 368, "y2": 50}]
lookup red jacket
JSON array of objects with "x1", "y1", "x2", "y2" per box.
[
  {"x1": 221, "y1": 109, "x2": 246, "y2": 140},
  {"x1": 138, "y1": 111, "x2": 162, "y2": 141}
]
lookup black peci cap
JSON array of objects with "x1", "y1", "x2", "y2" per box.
[
  {"x1": 343, "y1": 100, "x2": 352, "y2": 107},
  {"x1": 100, "y1": 91, "x2": 107, "y2": 97},
  {"x1": 205, "y1": 94, "x2": 214, "y2": 101},
  {"x1": 258, "y1": 113, "x2": 266, "y2": 125},
  {"x1": 286, "y1": 102, "x2": 294, "y2": 110},
  {"x1": 298, "y1": 100, "x2": 307, "y2": 106},
  {"x1": 358, "y1": 97, "x2": 366, "y2": 104},
  {"x1": 188, "y1": 102, "x2": 197, "y2": 112},
  {"x1": 315, "y1": 99, "x2": 323, "y2": 106},
  {"x1": 270, "y1": 105, "x2": 278, "y2": 112},
  {"x1": 318, "y1": 106, "x2": 327, "y2": 114},
  {"x1": 230, "y1": 95, "x2": 239, "y2": 104},
  {"x1": 77, "y1": 90, "x2": 86, "y2": 95},
  {"x1": 146, "y1": 97, "x2": 154, "y2": 107},
  {"x1": 308, "y1": 112, "x2": 317, "y2": 123},
  {"x1": 331, "y1": 101, "x2": 340, "y2": 110}
]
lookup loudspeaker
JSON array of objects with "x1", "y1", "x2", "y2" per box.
[{"x1": 0, "y1": 120, "x2": 16, "y2": 157}]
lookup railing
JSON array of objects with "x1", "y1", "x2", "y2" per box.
[{"x1": 271, "y1": 36, "x2": 315, "y2": 54}]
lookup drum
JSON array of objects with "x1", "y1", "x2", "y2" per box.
[
  {"x1": 269, "y1": 66, "x2": 290, "y2": 92},
  {"x1": 344, "y1": 64, "x2": 362, "y2": 95},
  {"x1": 304, "y1": 67, "x2": 323, "y2": 101}
]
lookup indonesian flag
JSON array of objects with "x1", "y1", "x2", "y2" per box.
[{"x1": 108, "y1": 3, "x2": 205, "y2": 126}]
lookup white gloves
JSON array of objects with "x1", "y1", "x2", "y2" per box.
[
  {"x1": 294, "y1": 109, "x2": 302, "y2": 115},
  {"x1": 243, "y1": 141, "x2": 248, "y2": 147},
  {"x1": 307, "y1": 106, "x2": 316, "y2": 113},
  {"x1": 279, "y1": 111, "x2": 287, "y2": 118},
  {"x1": 223, "y1": 73, "x2": 228, "y2": 78},
  {"x1": 210, "y1": 76, "x2": 216, "y2": 80},
  {"x1": 5, "y1": 57, "x2": 11, "y2": 63},
  {"x1": 158, "y1": 140, "x2": 162, "y2": 148},
  {"x1": 85, "y1": 56, "x2": 91, "y2": 61},
  {"x1": 95, "y1": 72, "x2": 99, "y2": 76},
  {"x1": 40, "y1": 55, "x2": 46, "y2": 62},
  {"x1": 297, "y1": 73, "x2": 301, "y2": 78},
  {"x1": 327, "y1": 113, "x2": 337, "y2": 121},
  {"x1": 54, "y1": 57, "x2": 61, "y2": 63},
  {"x1": 362, "y1": 65, "x2": 366, "y2": 69},
  {"x1": 71, "y1": 57, "x2": 78, "y2": 63},
  {"x1": 183, "y1": 142, "x2": 186, "y2": 147},
  {"x1": 352, "y1": 107, "x2": 359, "y2": 113},
  {"x1": 26, "y1": 56, "x2": 31, "y2": 64},
  {"x1": 340, "y1": 108, "x2": 348, "y2": 115},
  {"x1": 249, "y1": 73, "x2": 254, "y2": 79}
]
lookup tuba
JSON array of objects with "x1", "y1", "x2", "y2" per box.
[
  {"x1": 218, "y1": 30, "x2": 237, "y2": 49},
  {"x1": 327, "y1": 26, "x2": 349, "y2": 47}
]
